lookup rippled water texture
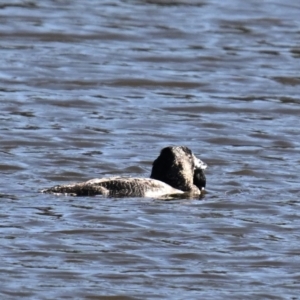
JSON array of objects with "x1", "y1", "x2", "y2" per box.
[{"x1": 1, "y1": 0, "x2": 300, "y2": 299}]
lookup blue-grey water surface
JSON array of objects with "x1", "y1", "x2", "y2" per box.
[{"x1": 1, "y1": 0, "x2": 300, "y2": 299}]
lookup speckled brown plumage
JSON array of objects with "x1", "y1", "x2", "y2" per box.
[{"x1": 42, "y1": 146, "x2": 207, "y2": 198}]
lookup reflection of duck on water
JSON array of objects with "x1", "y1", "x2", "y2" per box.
[{"x1": 42, "y1": 146, "x2": 207, "y2": 198}]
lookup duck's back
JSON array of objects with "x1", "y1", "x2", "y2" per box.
[{"x1": 42, "y1": 177, "x2": 184, "y2": 198}]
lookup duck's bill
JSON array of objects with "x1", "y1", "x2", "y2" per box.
[{"x1": 193, "y1": 168, "x2": 206, "y2": 190}]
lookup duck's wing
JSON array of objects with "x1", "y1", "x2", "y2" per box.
[
  {"x1": 41, "y1": 177, "x2": 184, "y2": 197},
  {"x1": 41, "y1": 178, "x2": 111, "y2": 196}
]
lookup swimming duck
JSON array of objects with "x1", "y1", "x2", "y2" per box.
[{"x1": 42, "y1": 146, "x2": 207, "y2": 198}]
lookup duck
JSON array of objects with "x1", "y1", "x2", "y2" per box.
[{"x1": 41, "y1": 146, "x2": 207, "y2": 198}]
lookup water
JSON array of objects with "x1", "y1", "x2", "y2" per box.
[{"x1": 1, "y1": 0, "x2": 300, "y2": 299}]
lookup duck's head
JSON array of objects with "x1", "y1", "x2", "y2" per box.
[{"x1": 150, "y1": 146, "x2": 207, "y2": 193}]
